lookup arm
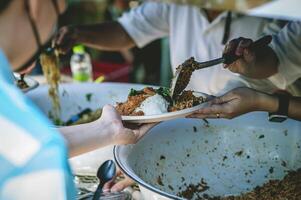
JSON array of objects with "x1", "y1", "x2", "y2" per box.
[
  {"x1": 287, "y1": 96, "x2": 301, "y2": 120},
  {"x1": 224, "y1": 22, "x2": 301, "y2": 83},
  {"x1": 55, "y1": 2, "x2": 170, "y2": 54},
  {"x1": 59, "y1": 105, "x2": 156, "y2": 157},
  {"x1": 55, "y1": 22, "x2": 135, "y2": 53},
  {"x1": 223, "y1": 37, "x2": 279, "y2": 79},
  {"x1": 189, "y1": 87, "x2": 301, "y2": 121}
]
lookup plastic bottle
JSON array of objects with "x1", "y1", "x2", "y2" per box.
[{"x1": 70, "y1": 45, "x2": 93, "y2": 82}]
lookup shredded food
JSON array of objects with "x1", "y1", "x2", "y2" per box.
[
  {"x1": 116, "y1": 87, "x2": 156, "y2": 116},
  {"x1": 40, "y1": 50, "x2": 61, "y2": 120},
  {"x1": 170, "y1": 90, "x2": 204, "y2": 112},
  {"x1": 177, "y1": 168, "x2": 301, "y2": 200},
  {"x1": 223, "y1": 168, "x2": 301, "y2": 200}
]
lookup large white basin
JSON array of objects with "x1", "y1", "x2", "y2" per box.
[{"x1": 115, "y1": 114, "x2": 301, "y2": 199}]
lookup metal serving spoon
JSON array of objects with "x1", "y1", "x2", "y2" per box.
[
  {"x1": 92, "y1": 160, "x2": 117, "y2": 200},
  {"x1": 170, "y1": 35, "x2": 272, "y2": 99}
]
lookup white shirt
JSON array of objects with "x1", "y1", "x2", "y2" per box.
[
  {"x1": 118, "y1": 2, "x2": 286, "y2": 95},
  {"x1": 269, "y1": 21, "x2": 301, "y2": 95}
]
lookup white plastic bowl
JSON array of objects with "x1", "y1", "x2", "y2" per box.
[{"x1": 114, "y1": 115, "x2": 301, "y2": 199}]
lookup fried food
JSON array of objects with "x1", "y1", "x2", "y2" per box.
[
  {"x1": 170, "y1": 90, "x2": 204, "y2": 112},
  {"x1": 171, "y1": 57, "x2": 197, "y2": 98},
  {"x1": 116, "y1": 87, "x2": 204, "y2": 116},
  {"x1": 116, "y1": 87, "x2": 156, "y2": 116}
]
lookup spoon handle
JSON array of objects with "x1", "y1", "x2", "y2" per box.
[{"x1": 92, "y1": 183, "x2": 103, "y2": 200}]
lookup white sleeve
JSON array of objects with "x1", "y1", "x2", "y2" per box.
[
  {"x1": 268, "y1": 21, "x2": 301, "y2": 89},
  {"x1": 118, "y1": 2, "x2": 170, "y2": 48}
]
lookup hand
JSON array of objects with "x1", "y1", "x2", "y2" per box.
[
  {"x1": 103, "y1": 170, "x2": 135, "y2": 193},
  {"x1": 54, "y1": 26, "x2": 78, "y2": 54},
  {"x1": 99, "y1": 105, "x2": 157, "y2": 145},
  {"x1": 223, "y1": 37, "x2": 278, "y2": 79},
  {"x1": 188, "y1": 87, "x2": 278, "y2": 119},
  {"x1": 223, "y1": 37, "x2": 257, "y2": 77}
]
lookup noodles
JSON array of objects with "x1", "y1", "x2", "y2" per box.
[{"x1": 40, "y1": 49, "x2": 61, "y2": 121}]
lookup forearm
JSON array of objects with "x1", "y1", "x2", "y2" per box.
[
  {"x1": 288, "y1": 97, "x2": 301, "y2": 120},
  {"x1": 58, "y1": 120, "x2": 113, "y2": 157},
  {"x1": 256, "y1": 91, "x2": 278, "y2": 113},
  {"x1": 73, "y1": 21, "x2": 135, "y2": 51},
  {"x1": 257, "y1": 92, "x2": 301, "y2": 121}
]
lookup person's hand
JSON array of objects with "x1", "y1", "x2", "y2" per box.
[
  {"x1": 54, "y1": 26, "x2": 78, "y2": 54},
  {"x1": 99, "y1": 105, "x2": 157, "y2": 145},
  {"x1": 103, "y1": 170, "x2": 135, "y2": 193},
  {"x1": 223, "y1": 37, "x2": 257, "y2": 77},
  {"x1": 188, "y1": 87, "x2": 278, "y2": 119},
  {"x1": 223, "y1": 36, "x2": 278, "y2": 79}
]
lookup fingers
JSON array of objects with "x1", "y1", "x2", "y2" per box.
[
  {"x1": 243, "y1": 48, "x2": 256, "y2": 63},
  {"x1": 189, "y1": 113, "x2": 226, "y2": 119},
  {"x1": 188, "y1": 103, "x2": 226, "y2": 119},
  {"x1": 223, "y1": 38, "x2": 240, "y2": 69},
  {"x1": 102, "y1": 104, "x2": 122, "y2": 120},
  {"x1": 209, "y1": 96, "x2": 227, "y2": 105},
  {"x1": 54, "y1": 26, "x2": 76, "y2": 54},
  {"x1": 200, "y1": 104, "x2": 225, "y2": 115},
  {"x1": 54, "y1": 27, "x2": 68, "y2": 46},
  {"x1": 235, "y1": 39, "x2": 253, "y2": 56},
  {"x1": 120, "y1": 122, "x2": 158, "y2": 145},
  {"x1": 223, "y1": 37, "x2": 254, "y2": 72},
  {"x1": 138, "y1": 123, "x2": 158, "y2": 136},
  {"x1": 103, "y1": 179, "x2": 115, "y2": 192},
  {"x1": 224, "y1": 38, "x2": 239, "y2": 55},
  {"x1": 111, "y1": 176, "x2": 135, "y2": 192},
  {"x1": 103, "y1": 171, "x2": 135, "y2": 193},
  {"x1": 134, "y1": 123, "x2": 158, "y2": 142},
  {"x1": 188, "y1": 104, "x2": 228, "y2": 119},
  {"x1": 187, "y1": 92, "x2": 239, "y2": 119}
]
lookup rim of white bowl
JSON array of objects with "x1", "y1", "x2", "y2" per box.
[{"x1": 113, "y1": 145, "x2": 184, "y2": 200}]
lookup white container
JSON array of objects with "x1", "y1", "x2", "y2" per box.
[{"x1": 114, "y1": 115, "x2": 301, "y2": 199}]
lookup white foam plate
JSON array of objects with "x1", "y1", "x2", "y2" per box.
[
  {"x1": 14, "y1": 73, "x2": 39, "y2": 93},
  {"x1": 121, "y1": 92, "x2": 213, "y2": 123}
]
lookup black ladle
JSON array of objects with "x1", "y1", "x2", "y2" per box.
[{"x1": 92, "y1": 160, "x2": 116, "y2": 200}]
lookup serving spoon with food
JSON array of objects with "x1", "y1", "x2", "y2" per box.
[{"x1": 170, "y1": 35, "x2": 272, "y2": 99}]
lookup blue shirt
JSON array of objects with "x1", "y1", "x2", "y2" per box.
[{"x1": 0, "y1": 50, "x2": 76, "y2": 200}]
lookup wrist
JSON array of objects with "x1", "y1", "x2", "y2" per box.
[
  {"x1": 90, "y1": 118, "x2": 114, "y2": 145},
  {"x1": 257, "y1": 92, "x2": 278, "y2": 113}
]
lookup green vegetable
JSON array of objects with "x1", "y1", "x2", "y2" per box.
[
  {"x1": 156, "y1": 87, "x2": 173, "y2": 105},
  {"x1": 129, "y1": 88, "x2": 143, "y2": 96},
  {"x1": 48, "y1": 111, "x2": 65, "y2": 126},
  {"x1": 128, "y1": 87, "x2": 173, "y2": 105},
  {"x1": 85, "y1": 93, "x2": 93, "y2": 102}
]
